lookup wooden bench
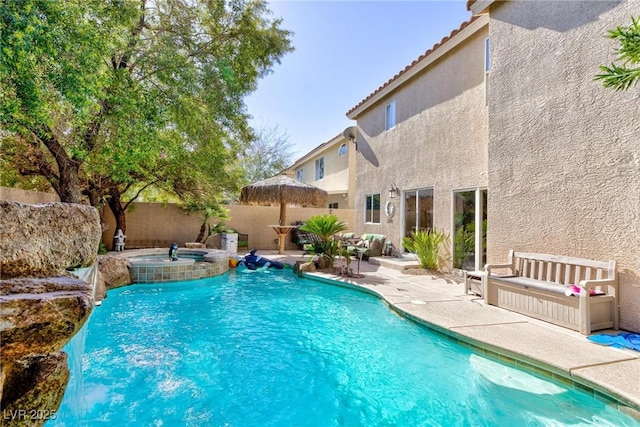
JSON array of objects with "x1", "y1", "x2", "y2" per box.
[{"x1": 484, "y1": 251, "x2": 618, "y2": 335}]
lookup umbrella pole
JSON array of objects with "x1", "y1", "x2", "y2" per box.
[
  {"x1": 279, "y1": 203, "x2": 287, "y2": 226},
  {"x1": 278, "y1": 203, "x2": 287, "y2": 254}
]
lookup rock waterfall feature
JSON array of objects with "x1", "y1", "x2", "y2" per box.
[{"x1": 0, "y1": 201, "x2": 100, "y2": 426}]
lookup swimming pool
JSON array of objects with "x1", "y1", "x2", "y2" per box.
[{"x1": 51, "y1": 269, "x2": 639, "y2": 426}]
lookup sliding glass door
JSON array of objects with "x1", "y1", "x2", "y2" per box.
[
  {"x1": 453, "y1": 189, "x2": 487, "y2": 271},
  {"x1": 404, "y1": 188, "x2": 433, "y2": 239}
]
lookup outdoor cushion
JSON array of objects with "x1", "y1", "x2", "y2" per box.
[
  {"x1": 347, "y1": 233, "x2": 386, "y2": 258},
  {"x1": 361, "y1": 233, "x2": 385, "y2": 241}
]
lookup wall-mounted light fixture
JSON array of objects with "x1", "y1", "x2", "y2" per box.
[
  {"x1": 389, "y1": 183, "x2": 400, "y2": 199},
  {"x1": 342, "y1": 126, "x2": 358, "y2": 151}
]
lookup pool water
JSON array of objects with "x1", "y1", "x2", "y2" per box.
[{"x1": 51, "y1": 269, "x2": 638, "y2": 426}]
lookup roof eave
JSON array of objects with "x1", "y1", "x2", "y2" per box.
[
  {"x1": 290, "y1": 134, "x2": 346, "y2": 169},
  {"x1": 467, "y1": 0, "x2": 495, "y2": 15},
  {"x1": 346, "y1": 14, "x2": 489, "y2": 120}
]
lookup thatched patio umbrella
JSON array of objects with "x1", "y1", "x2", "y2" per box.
[{"x1": 239, "y1": 174, "x2": 328, "y2": 254}]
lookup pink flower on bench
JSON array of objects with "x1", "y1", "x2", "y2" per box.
[{"x1": 564, "y1": 284, "x2": 597, "y2": 297}]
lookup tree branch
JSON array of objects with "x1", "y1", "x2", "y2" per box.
[{"x1": 123, "y1": 179, "x2": 161, "y2": 210}]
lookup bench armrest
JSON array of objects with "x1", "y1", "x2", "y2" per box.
[
  {"x1": 578, "y1": 278, "x2": 617, "y2": 295},
  {"x1": 484, "y1": 263, "x2": 514, "y2": 276}
]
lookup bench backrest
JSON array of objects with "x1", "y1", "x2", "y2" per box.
[{"x1": 508, "y1": 250, "x2": 616, "y2": 285}]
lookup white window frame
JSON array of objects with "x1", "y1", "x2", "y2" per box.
[
  {"x1": 314, "y1": 157, "x2": 324, "y2": 181},
  {"x1": 485, "y1": 37, "x2": 490, "y2": 73},
  {"x1": 296, "y1": 169, "x2": 303, "y2": 181},
  {"x1": 451, "y1": 187, "x2": 487, "y2": 271},
  {"x1": 338, "y1": 143, "x2": 347, "y2": 156},
  {"x1": 484, "y1": 38, "x2": 490, "y2": 106},
  {"x1": 365, "y1": 193, "x2": 381, "y2": 224},
  {"x1": 385, "y1": 100, "x2": 396, "y2": 131}
]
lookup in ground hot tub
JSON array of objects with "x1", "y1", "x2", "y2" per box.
[
  {"x1": 125, "y1": 249, "x2": 229, "y2": 283},
  {"x1": 129, "y1": 256, "x2": 196, "y2": 267}
]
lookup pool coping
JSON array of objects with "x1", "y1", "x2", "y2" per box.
[
  {"x1": 294, "y1": 262, "x2": 640, "y2": 420},
  {"x1": 112, "y1": 247, "x2": 227, "y2": 260}
]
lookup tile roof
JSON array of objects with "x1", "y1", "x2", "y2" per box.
[{"x1": 346, "y1": 15, "x2": 480, "y2": 118}]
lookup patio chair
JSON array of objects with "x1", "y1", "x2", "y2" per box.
[
  {"x1": 290, "y1": 221, "x2": 314, "y2": 252},
  {"x1": 346, "y1": 233, "x2": 386, "y2": 260},
  {"x1": 237, "y1": 233, "x2": 249, "y2": 251}
]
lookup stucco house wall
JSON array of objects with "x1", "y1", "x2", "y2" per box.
[
  {"x1": 486, "y1": 0, "x2": 640, "y2": 332},
  {"x1": 348, "y1": 17, "x2": 489, "y2": 255}
]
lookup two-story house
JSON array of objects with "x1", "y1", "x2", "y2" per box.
[
  {"x1": 346, "y1": 15, "x2": 490, "y2": 271},
  {"x1": 346, "y1": 0, "x2": 639, "y2": 332}
]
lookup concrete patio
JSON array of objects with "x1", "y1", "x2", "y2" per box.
[{"x1": 261, "y1": 250, "x2": 640, "y2": 419}]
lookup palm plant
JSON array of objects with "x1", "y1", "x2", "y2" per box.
[
  {"x1": 299, "y1": 214, "x2": 348, "y2": 268},
  {"x1": 403, "y1": 229, "x2": 450, "y2": 271},
  {"x1": 182, "y1": 201, "x2": 229, "y2": 243},
  {"x1": 595, "y1": 16, "x2": 640, "y2": 91}
]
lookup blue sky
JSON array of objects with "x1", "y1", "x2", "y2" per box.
[{"x1": 244, "y1": 0, "x2": 472, "y2": 159}]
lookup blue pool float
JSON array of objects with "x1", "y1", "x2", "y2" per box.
[{"x1": 239, "y1": 249, "x2": 284, "y2": 271}]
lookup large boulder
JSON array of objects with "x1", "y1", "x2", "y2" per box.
[
  {"x1": 293, "y1": 260, "x2": 316, "y2": 277},
  {"x1": 0, "y1": 201, "x2": 101, "y2": 278},
  {"x1": 0, "y1": 201, "x2": 100, "y2": 422},
  {"x1": 98, "y1": 255, "x2": 131, "y2": 289},
  {"x1": 0, "y1": 277, "x2": 93, "y2": 362},
  {"x1": 1, "y1": 352, "x2": 70, "y2": 427},
  {"x1": 94, "y1": 270, "x2": 107, "y2": 302}
]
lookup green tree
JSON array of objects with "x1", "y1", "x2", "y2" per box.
[
  {"x1": 596, "y1": 16, "x2": 640, "y2": 91},
  {"x1": 0, "y1": 0, "x2": 293, "y2": 236}
]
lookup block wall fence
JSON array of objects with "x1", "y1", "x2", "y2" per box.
[{"x1": 0, "y1": 187, "x2": 355, "y2": 252}]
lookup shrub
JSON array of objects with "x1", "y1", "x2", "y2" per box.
[
  {"x1": 98, "y1": 241, "x2": 108, "y2": 255},
  {"x1": 300, "y1": 214, "x2": 348, "y2": 268},
  {"x1": 403, "y1": 229, "x2": 450, "y2": 271}
]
